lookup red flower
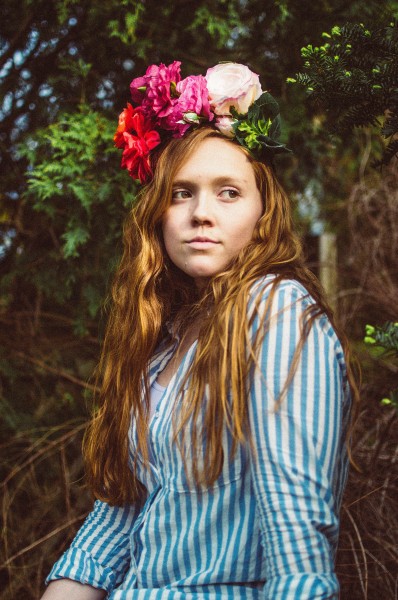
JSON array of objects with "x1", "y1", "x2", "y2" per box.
[{"x1": 114, "y1": 103, "x2": 161, "y2": 183}]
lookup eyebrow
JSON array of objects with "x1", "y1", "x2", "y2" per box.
[{"x1": 172, "y1": 176, "x2": 248, "y2": 188}]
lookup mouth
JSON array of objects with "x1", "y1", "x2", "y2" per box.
[
  {"x1": 189, "y1": 236, "x2": 218, "y2": 242},
  {"x1": 186, "y1": 236, "x2": 220, "y2": 249}
]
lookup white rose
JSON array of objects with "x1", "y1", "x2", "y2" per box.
[{"x1": 205, "y1": 62, "x2": 262, "y2": 116}]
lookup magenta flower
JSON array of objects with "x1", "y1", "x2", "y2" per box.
[
  {"x1": 163, "y1": 75, "x2": 213, "y2": 136},
  {"x1": 130, "y1": 61, "x2": 182, "y2": 119}
]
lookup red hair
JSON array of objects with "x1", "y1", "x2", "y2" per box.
[{"x1": 84, "y1": 127, "x2": 358, "y2": 505}]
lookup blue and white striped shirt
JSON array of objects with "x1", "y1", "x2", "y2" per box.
[{"x1": 47, "y1": 276, "x2": 351, "y2": 599}]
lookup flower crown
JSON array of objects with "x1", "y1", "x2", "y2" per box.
[{"x1": 114, "y1": 61, "x2": 290, "y2": 184}]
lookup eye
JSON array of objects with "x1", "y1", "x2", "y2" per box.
[
  {"x1": 219, "y1": 188, "x2": 240, "y2": 200},
  {"x1": 172, "y1": 189, "x2": 191, "y2": 201}
]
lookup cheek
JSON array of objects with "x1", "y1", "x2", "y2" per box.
[
  {"x1": 232, "y1": 208, "x2": 263, "y2": 244},
  {"x1": 162, "y1": 216, "x2": 180, "y2": 257},
  {"x1": 162, "y1": 224, "x2": 172, "y2": 254},
  {"x1": 246, "y1": 199, "x2": 263, "y2": 238}
]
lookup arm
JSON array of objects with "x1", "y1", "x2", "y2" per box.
[
  {"x1": 248, "y1": 280, "x2": 350, "y2": 599},
  {"x1": 44, "y1": 499, "x2": 140, "y2": 594},
  {"x1": 41, "y1": 579, "x2": 106, "y2": 600}
]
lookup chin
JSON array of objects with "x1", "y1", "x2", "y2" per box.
[
  {"x1": 183, "y1": 262, "x2": 227, "y2": 281},
  {"x1": 188, "y1": 269, "x2": 219, "y2": 281}
]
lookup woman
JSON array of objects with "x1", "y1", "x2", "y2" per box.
[{"x1": 42, "y1": 62, "x2": 355, "y2": 599}]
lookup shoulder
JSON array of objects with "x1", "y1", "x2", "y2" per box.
[
  {"x1": 248, "y1": 275, "x2": 345, "y2": 365},
  {"x1": 248, "y1": 274, "x2": 316, "y2": 314}
]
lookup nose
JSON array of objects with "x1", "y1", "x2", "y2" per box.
[{"x1": 191, "y1": 192, "x2": 214, "y2": 225}]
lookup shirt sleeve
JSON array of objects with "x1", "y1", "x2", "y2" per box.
[
  {"x1": 46, "y1": 498, "x2": 139, "y2": 592},
  {"x1": 247, "y1": 279, "x2": 351, "y2": 599}
]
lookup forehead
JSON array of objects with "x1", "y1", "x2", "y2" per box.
[{"x1": 173, "y1": 137, "x2": 254, "y2": 182}]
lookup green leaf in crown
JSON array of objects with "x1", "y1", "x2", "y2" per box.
[{"x1": 231, "y1": 92, "x2": 291, "y2": 162}]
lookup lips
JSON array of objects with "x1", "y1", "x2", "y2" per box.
[
  {"x1": 186, "y1": 236, "x2": 220, "y2": 249},
  {"x1": 188, "y1": 236, "x2": 219, "y2": 243}
]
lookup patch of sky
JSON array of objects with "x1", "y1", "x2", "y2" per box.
[
  {"x1": 101, "y1": 99, "x2": 114, "y2": 110},
  {"x1": 103, "y1": 79, "x2": 114, "y2": 92},
  {"x1": 1, "y1": 30, "x2": 38, "y2": 77},
  {"x1": 39, "y1": 84, "x2": 53, "y2": 98},
  {"x1": 1, "y1": 91, "x2": 13, "y2": 121},
  {"x1": 13, "y1": 137, "x2": 37, "y2": 162},
  {"x1": 0, "y1": 39, "x2": 10, "y2": 56},
  {"x1": 263, "y1": 49, "x2": 279, "y2": 60},
  {"x1": 69, "y1": 46, "x2": 78, "y2": 56},
  {"x1": 13, "y1": 50, "x2": 24, "y2": 66},
  {"x1": 11, "y1": 114, "x2": 29, "y2": 142},
  {"x1": 123, "y1": 59, "x2": 135, "y2": 71},
  {"x1": 24, "y1": 28, "x2": 39, "y2": 54},
  {"x1": 0, "y1": 229, "x2": 16, "y2": 260},
  {"x1": 26, "y1": 138, "x2": 39, "y2": 151},
  {"x1": 15, "y1": 85, "x2": 29, "y2": 100},
  {"x1": 38, "y1": 37, "x2": 59, "y2": 54},
  {"x1": 296, "y1": 180, "x2": 324, "y2": 235},
  {"x1": 97, "y1": 79, "x2": 114, "y2": 101},
  {"x1": 226, "y1": 25, "x2": 247, "y2": 49},
  {"x1": 0, "y1": 57, "x2": 13, "y2": 79}
]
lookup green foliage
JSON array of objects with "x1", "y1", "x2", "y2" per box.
[
  {"x1": 189, "y1": 3, "x2": 242, "y2": 48},
  {"x1": 232, "y1": 92, "x2": 291, "y2": 160},
  {"x1": 380, "y1": 392, "x2": 398, "y2": 408},
  {"x1": 365, "y1": 321, "x2": 398, "y2": 352},
  {"x1": 108, "y1": 1, "x2": 145, "y2": 45},
  {"x1": 12, "y1": 106, "x2": 136, "y2": 328},
  {"x1": 291, "y1": 21, "x2": 398, "y2": 166},
  {"x1": 364, "y1": 322, "x2": 398, "y2": 409}
]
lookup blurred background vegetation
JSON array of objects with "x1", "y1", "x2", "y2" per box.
[{"x1": 1, "y1": 1, "x2": 397, "y2": 598}]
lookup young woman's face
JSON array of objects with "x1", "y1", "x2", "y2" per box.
[{"x1": 162, "y1": 137, "x2": 263, "y2": 287}]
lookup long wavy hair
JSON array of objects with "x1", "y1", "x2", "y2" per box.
[{"x1": 84, "y1": 127, "x2": 358, "y2": 505}]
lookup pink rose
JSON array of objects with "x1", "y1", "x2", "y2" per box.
[
  {"x1": 214, "y1": 116, "x2": 236, "y2": 138},
  {"x1": 163, "y1": 75, "x2": 213, "y2": 136},
  {"x1": 129, "y1": 61, "x2": 182, "y2": 119},
  {"x1": 205, "y1": 63, "x2": 262, "y2": 116}
]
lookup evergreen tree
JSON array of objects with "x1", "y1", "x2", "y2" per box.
[{"x1": 291, "y1": 21, "x2": 398, "y2": 165}]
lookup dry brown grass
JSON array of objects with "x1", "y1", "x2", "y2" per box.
[
  {"x1": 336, "y1": 156, "x2": 398, "y2": 599},
  {"x1": 337, "y1": 403, "x2": 398, "y2": 599},
  {"x1": 0, "y1": 422, "x2": 91, "y2": 600}
]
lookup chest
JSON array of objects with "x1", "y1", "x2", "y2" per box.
[
  {"x1": 129, "y1": 341, "x2": 248, "y2": 494},
  {"x1": 156, "y1": 323, "x2": 201, "y2": 387}
]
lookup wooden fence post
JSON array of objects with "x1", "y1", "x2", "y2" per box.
[{"x1": 319, "y1": 232, "x2": 338, "y2": 313}]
